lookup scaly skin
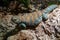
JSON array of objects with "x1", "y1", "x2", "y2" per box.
[
  {"x1": 11, "y1": 5, "x2": 58, "y2": 29},
  {"x1": 42, "y1": 5, "x2": 58, "y2": 20},
  {"x1": 0, "y1": 5, "x2": 58, "y2": 40},
  {"x1": 12, "y1": 11, "x2": 42, "y2": 28}
]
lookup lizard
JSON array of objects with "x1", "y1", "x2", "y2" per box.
[
  {"x1": 0, "y1": 0, "x2": 59, "y2": 40},
  {"x1": 0, "y1": 5, "x2": 58, "y2": 40},
  {"x1": 11, "y1": 4, "x2": 58, "y2": 29}
]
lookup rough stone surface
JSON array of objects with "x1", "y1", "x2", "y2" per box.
[
  {"x1": 7, "y1": 6, "x2": 60, "y2": 40},
  {"x1": 0, "y1": 5, "x2": 60, "y2": 40},
  {"x1": 7, "y1": 30, "x2": 37, "y2": 40}
]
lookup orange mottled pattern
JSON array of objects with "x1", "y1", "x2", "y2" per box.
[{"x1": 18, "y1": 11, "x2": 42, "y2": 24}]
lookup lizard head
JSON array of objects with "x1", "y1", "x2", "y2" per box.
[{"x1": 11, "y1": 16, "x2": 26, "y2": 29}]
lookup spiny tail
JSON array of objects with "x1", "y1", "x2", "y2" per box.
[{"x1": 42, "y1": 4, "x2": 58, "y2": 20}]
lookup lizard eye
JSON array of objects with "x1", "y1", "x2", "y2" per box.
[{"x1": 11, "y1": 16, "x2": 20, "y2": 24}]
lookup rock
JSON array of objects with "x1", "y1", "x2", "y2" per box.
[
  {"x1": 45, "y1": 7, "x2": 60, "y2": 39},
  {"x1": 0, "y1": 14, "x2": 17, "y2": 40},
  {"x1": 7, "y1": 30, "x2": 37, "y2": 40}
]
